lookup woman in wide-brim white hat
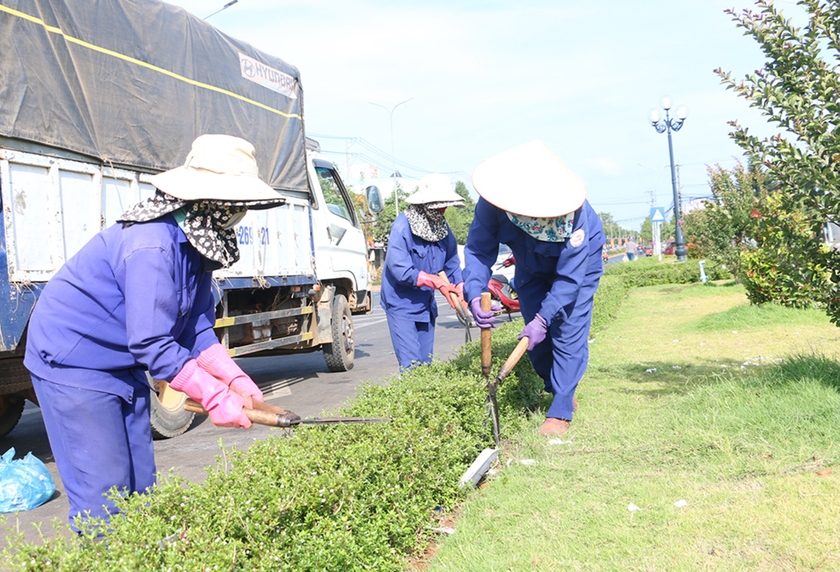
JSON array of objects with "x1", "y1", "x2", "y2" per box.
[
  {"x1": 462, "y1": 140, "x2": 607, "y2": 437},
  {"x1": 23, "y1": 134, "x2": 284, "y2": 531},
  {"x1": 380, "y1": 173, "x2": 467, "y2": 370}
]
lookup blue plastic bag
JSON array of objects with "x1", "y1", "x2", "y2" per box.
[{"x1": 0, "y1": 447, "x2": 56, "y2": 512}]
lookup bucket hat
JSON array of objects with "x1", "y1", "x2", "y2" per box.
[
  {"x1": 472, "y1": 140, "x2": 586, "y2": 217},
  {"x1": 149, "y1": 134, "x2": 282, "y2": 205},
  {"x1": 405, "y1": 174, "x2": 465, "y2": 208}
]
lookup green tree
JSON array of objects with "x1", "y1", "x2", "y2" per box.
[
  {"x1": 349, "y1": 191, "x2": 374, "y2": 242},
  {"x1": 717, "y1": 1, "x2": 837, "y2": 319},
  {"x1": 640, "y1": 217, "x2": 653, "y2": 243},
  {"x1": 598, "y1": 212, "x2": 618, "y2": 239},
  {"x1": 372, "y1": 183, "x2": 410, "y2": 244},
  {"x1": 443, "y1": 181, "x2": 476, "y2": 243},
  {"x1": 741, "y1": 191, "x2": 827, "y2": 308},
  {"x1": 680, "y1": 161, "x2": 769, "y2": 279}
]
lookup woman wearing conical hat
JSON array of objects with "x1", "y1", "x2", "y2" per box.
[
  {"x1": 464, "y1": 141, "x2": 606, "y2": 437},
  {"x1": 24, "y1": 135, "x2": 284, "y2": 530},
  {"x1": 380, "y1": 174, "x2": 466, "y2": 370}
]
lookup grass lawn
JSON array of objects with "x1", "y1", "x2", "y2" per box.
[{"x1": 425, "y1": 281, "x2": 840, "y2": 571}]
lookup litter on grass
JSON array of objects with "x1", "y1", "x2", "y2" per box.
[
  {"x1": 548, "y1": 438, "x2": 572, "y2": 445},
  {"x1": 458, "y1": 448, "x2": 499, "y2": 488},
  {"x1": 627, "y1": 503, "x2": 641, "y2": 512},
  {"x1": 674, "y1": 499, "x2": 688, "y2": 508}
]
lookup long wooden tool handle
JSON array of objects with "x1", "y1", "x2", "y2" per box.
[
  {"x1": 437, "y1": 271, "x2": 469, "y2": 315},
  {"x1": 496, "y1": 337, "x2": 530, "y2": 385},
  {"x1": 185, "y1": 398, "x2": 301, "y2": 427},
  {"x1": 249, "y1": 398, "x2": 295, "y2": 417},
  {"x1": 480, "y1": 292, "x2": 492, "y2": 377}
]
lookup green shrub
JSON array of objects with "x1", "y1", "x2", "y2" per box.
[
  {"x1": 591, "y1": 274, "x2": 628, "y2": 333},
  {"x1": 5, "y1": 259, "x2": 727, "y2": 570},
  {"x1": 2, "y1": 325, "x2": 543, "y2": 572},
  {"x1": 605, "y1": 257, "x2": 732, "y2": 288}
]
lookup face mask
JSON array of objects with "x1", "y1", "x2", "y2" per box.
[
  {"x1": 222, "y1": 209, "x2": 248, "y2": 229},
  {"x1": 505, "y1": 212, "x2": 575, "y2": 242}
]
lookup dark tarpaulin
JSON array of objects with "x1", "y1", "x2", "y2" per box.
[{"x1": 0, "y1": 0, "x2": 308, "y2": 193}]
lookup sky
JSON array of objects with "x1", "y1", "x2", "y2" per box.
[{"x1": 164, "y1": 0, "x2": 800, "y2": 231}]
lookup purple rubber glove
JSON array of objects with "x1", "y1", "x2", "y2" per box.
[
  {"x1": 469, "y1": 297, "x2": 499, "y2": 329},
  {"x1": 518, "y1": 314, "x2": 548, "y2": 351}
]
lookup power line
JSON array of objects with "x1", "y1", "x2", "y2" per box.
[{"x1": 310, "y1": 133, "x2": 470, "y2": 181}]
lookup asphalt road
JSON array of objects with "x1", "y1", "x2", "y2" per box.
[{"x1": 1, "y1": 291, "x2": 489, "y2": 545}]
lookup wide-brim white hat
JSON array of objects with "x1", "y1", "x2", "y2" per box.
[
  {"x1": 406, "y1": 173, "x2": 465, "y2": 207},
  {"x1": 472, "y1": 140, "x2": 586, "y2": 217},
  {"x1": 149, "y1": 134, "x2": 283, "y2": 205}
]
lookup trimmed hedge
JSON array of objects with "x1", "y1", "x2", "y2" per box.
[
  {"x1": 2, "y1": 257, "x2": 707, "y2": 570},
  {"x1": 2, "y1": 326, "x2": 544, "y2": 572},
  {"x1": 604, "y1": 257, "x2": 732, "y2": 288},
  {"x1": 591, "y1": 274, "x2": 628, "y2": 333}
]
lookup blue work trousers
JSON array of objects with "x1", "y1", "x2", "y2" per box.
[
  {"x1": 31, "y1": 374, "x2": 156, "y2": 529},
  {"x1": 518, "y1": 279, "x2": 598, "y2": 421},
  {"x1": 385, "y1": 313, "x2": 436, "y2": 371}
]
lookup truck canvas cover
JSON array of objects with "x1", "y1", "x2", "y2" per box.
[{"x1": 0, "y1": 0, "x2": 308, "y2": 193}]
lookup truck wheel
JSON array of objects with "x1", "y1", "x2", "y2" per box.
[
  {"x1": 323, "y1": 294, "x2": 355, "y2": 372},
  {"x1": 0, "y1": 395, "x2": 25, "y2": 439},
  {"x1": 148, "y1": 376, "x2": 195, "y2": 440}
]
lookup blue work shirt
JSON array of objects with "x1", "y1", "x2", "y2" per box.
[
  {"x1": 463, "y1": 198, "x2": 605, "y2": 324},
  {"x1": 24, "y1": 215, "x2": 219, "y2": 402},
  {"x1": 380, "y1": 213, "x2": 463, "y2": 321}
]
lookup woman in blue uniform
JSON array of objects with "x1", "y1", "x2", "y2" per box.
[
  {"x1": 380, "y1": 174, "x2": 466, "y2": 370},
  {"x1": 23, "y1": 135, "x2": 284, "y2": 529},
  {"x1": 463, "y1": 141, "x2": 605, "y2": 437}
]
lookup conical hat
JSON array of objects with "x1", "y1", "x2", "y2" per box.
[
  {"x1": 406, "y1": 173, "x2": 465, "y2": 206},
  {"x1": 149, "y1": 134, "x2": 281, "y2": 204},
  {"x1": 471, "y1": 140, "x2": 586, "y2": 217}
]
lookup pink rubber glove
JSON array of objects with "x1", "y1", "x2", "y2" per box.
[
  {"x1": 170, "y1": 359, "x2": 251, "y2": 428},
  {"x1": 446, "y1": 282, "x2": 466, "y2": 311},
  {"x1": 454, "y1": 282, "x2": 465, "y2": 303},
  {"x1": 469, "y1": 297, "x2": 499, "y2": 329},
  {"x1": 416, "y1": 271, "x2": 446, "y2": 291},
  {"x1": 196, "y1": 343, "x2": 263, "y2": 408},
  {"x1": 518, "y1": 314, "x2": 548, "y2": 351}
]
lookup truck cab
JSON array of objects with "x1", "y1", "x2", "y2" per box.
[{"x1": 306, "y1": 139, "x2": 373, "y2": 314}]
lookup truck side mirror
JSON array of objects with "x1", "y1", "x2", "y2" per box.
[{"x1": 366, "y1": 185, "x2": 383, "y2": 214}]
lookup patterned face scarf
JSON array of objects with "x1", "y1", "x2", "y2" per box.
[
  {"x1": 505, "y1": 212, "x2": 575, "y2": 242},
  {"x1": 119, "y1": 190, "x2": 249, "y2": 268},
  {"x1": 404, "y1": 204, "x2": 449, "y2": 242}
]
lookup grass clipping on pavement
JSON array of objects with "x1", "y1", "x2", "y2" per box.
[{"x1": 427, "y1": 281, "x2": 840, "y2": 571}]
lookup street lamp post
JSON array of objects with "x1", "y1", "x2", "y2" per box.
[
  {"x1": 369, "y1": 98, "x2": 413, "y2": 217},
  {"x1": 649, "y1": 96, "x2": 688, "y2": 262}
]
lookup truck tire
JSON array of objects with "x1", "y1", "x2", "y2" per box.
[
  {"x1": 147, "y1": 376, "x2": 195, "y2": 440},
  {"x1": 323, "y1": 294, "x2": 355, "y2": 372},
  {"x1": 0, "y1": 395, "x2": 25, "y2": 439}
]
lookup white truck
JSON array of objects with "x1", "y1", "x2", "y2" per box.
[{"x1": 0, "y1": 0, "x2": 381, "y2": 438}]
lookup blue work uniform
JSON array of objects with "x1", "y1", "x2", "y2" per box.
[
  {"x1": 24, "y1": 215, "x2": 218, "y2": 528},
  {"x1": 463, "y1": 198, "x2": 605, "y2": 420},
  {"x1": 380, "y1": 213, "x2": 463, "y2": 369}
]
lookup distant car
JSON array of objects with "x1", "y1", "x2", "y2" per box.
[
  {"x1": 664, "y1": 241, "x2": 676, "y2": 255},
  {"x1": 457, "y1": 243, "x2": 515, "y2": 282},
  {"x1": 644, "y1": 245, "x2": 653, "y2": 257}
]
